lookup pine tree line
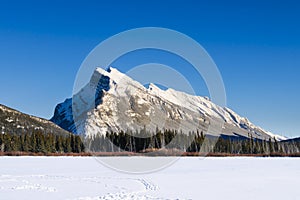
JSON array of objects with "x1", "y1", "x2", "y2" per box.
[
  {"x1": 1, "y1": 128, "x2": 300, "y2": 155},
  {"x1": 86, "y1": 129, "x2": 300, "y2": 155},
  {"x1": 213, "y1": 136, "x2": 295, "y2": 154},
  {"x1": 0, "y1": 131, "x2": 84, "y2": 153}
]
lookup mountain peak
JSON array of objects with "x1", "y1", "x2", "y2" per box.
[
  {"x1": 148, "y1": 83, "x2": 163, "y2": 95},
  {"x1": 94, "y1": 67, "x2": 142, "y2": 89},
  {"x1": 95, "y1": 67, "x2": 124, "y2": 81},
  {"x1": 51, "y1": 67, "x2": 287, "y2": 141}
]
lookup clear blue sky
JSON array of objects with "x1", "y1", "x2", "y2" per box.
[{"x1": 0, "y1": 0, "x2": 299, "y2": 137}]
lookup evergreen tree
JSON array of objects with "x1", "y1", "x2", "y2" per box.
[
  {"x1": 63, "y1": 136, "x2": 72, "y2": 153},
  {"x1": 55, "y1": 135, "x2": 63, "y2": 153}
]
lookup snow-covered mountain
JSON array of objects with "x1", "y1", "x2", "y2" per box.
[{"x1": 51, "y1": 67, "x2": 286, "y2": 141}]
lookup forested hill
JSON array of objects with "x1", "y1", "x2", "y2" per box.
[
  {"x1": 0, "y1": 104, "x2": 71, "y2": 136},
  {"x1": 0, "y1": 104, "x2": 84, "y2": 153}
]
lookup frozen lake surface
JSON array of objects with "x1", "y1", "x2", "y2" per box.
[{"x1": 0, "y1": 157, "x2": 300, "y2": 200}]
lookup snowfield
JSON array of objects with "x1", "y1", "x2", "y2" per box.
[{"x1": 0, "y1": 157, "x2": 300, "y2": 200}]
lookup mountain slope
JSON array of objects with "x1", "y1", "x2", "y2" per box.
[
  {"x1": 0, "y1": 104, "x2": 71, "y2": 136},
  {"x1": 51, "y1": 67, "x2": 286, "y2": 141}
]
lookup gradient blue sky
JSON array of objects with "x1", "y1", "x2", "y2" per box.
[{"x1": 0, "y1": 0, "x2": 299, "y2": 137}]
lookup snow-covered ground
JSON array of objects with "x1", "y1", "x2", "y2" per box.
[{"x1": 0, "y1": 157, "x2": 300, "y2": 200}]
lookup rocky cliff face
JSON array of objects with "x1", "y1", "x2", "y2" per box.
[{"x1": 51, "y1": 67, "x2": 286, "y2": 141}]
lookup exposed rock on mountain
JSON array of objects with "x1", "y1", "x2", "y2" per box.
[{"x1": 51, "y1": 67, "x2": 286, "y2": 141}]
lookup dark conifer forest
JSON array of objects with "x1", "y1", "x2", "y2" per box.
[
  {"x1": 0, "y1": 131, "x2": 84, "y2": 154},
  {"x1": 85, "y1": 129, "x2": 300, "y2": 155},
  {"x1": 1, "y1": 128, "x2": 300, "y2": 156}
]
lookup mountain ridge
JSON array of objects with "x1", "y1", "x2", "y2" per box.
[
  {"x1": 0, "y1": 103, "x2": 71, "y2": 136},
  {"x1": 51, "y1": 67, "x2": 287, "y2": 141}
]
